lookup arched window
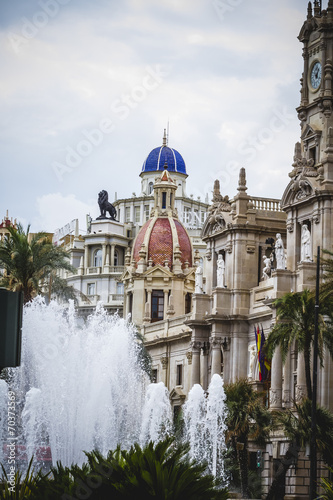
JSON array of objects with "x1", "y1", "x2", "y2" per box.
[
  {"x1": 94, "y1": 249, "x2": 102, "y2": 267},
  {"x1": 148, "y1": 182, "x2": 154, "y2": 194}
]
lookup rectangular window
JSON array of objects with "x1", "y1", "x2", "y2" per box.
[
  {"x1": 144, "y1": 205, "x2": 150, "y2": 221},
  {"x1": 125, "y1": 207, "x2": 131, "y2": 222},
  {"x1": 134, "y1": 206, "x2": 140, "y2": 223},
  {"x1": 116, "y1": 282, "x2": 124, "y2": 294},
  {"x1": 151, "y1": 290, "x2": 164, "y2": 322},
  {"x1": 162, "y1": 192, "x2": 167, "y2": 209},
  {"x1": 87, "y1": 283, "x2": 95, "y2": 295},
  {"x1": 201, "y1": 211, "x2": 206, "y2": 224},
  {"x1": 176, "y1": 364, "x2": 183, "y2": 386}
]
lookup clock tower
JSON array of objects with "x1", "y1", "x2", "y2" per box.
[
  {"x1": 297, "y1": 0, "x2": 333, "y2": 184},
  {"x1": 281, "y1": 1, "x2": 333, "y2": 274}
]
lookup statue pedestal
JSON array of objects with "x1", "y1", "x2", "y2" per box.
[{"x1": 90, "y1": 219, "x2": 124, "y2": 236}]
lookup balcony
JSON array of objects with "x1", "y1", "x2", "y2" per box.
[
  {"x1": 87, "y1": 266, "x2": 101, "y2": 274},
  {"x1": 108, "y1": 293, "x2": 124, "y2": 304},
  {"x1": 107, "y1": 266, "x2": 125, "y2": 274}
]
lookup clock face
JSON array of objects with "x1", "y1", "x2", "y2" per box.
[{"x1": 310, "y1": 61, "x2": 322, "y2": 90}]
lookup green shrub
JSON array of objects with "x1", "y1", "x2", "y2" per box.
[
  {"x1": 0, "y1": 458, "x2": 45, "y2": 499},
  {"x1": 1, "y1": 439, "x2": 229, "y2": 500}
]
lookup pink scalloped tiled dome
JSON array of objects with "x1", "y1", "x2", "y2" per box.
[{"x1": 133, "y1": 217, "x2": 192, "y2": 269}]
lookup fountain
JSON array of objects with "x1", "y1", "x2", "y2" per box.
[
  {"x1": 2, "y1": 298, "x2": 170, "y2": 468},
  {"x1": 1, "y1": 298, "x2": 227, "y2": 479},
  {"x1": 183, "y1": 374, "x2": 227, "y2": 479},
  {"x1": 139, "y1": 382, "x2": 173, "y2": 445}
]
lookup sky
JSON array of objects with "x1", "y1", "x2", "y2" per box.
[{"x1": 0, "y1": 0, "x2": 310, "y2": 234}]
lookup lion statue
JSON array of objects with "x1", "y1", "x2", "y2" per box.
[{"x1": 97, "y1": 190, "x2": 117, "y2": 220}]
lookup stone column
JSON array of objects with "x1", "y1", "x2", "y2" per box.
[
  {"x1": 211, "y1": 338, "x2": 222, "y2": 377},
  {"x1": 283, "y1": 350, "x2": 292, "y2": 408},
  {"x1": 200, "y1": 346, "x2": 208, "y2": 390},
  {"x1": 191, "y1": 341, "x2": 201, "y2": 387},
  {"x1": 270, "y1": 346, "x2": 283, "y2": 409},
  {"x1": 110, "y1": 244, "x2": 115, "y2": 267},
  {"x1": 296, "y1": 352, "x2": 307, "y2": 402},
  {"x1": 84, "y1": 244, "x2": 89, "y2": 271},
  {"x1": 102, "y1": 244, "x2": 107, "y2": 267}
]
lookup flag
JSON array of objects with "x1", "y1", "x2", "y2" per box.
[
  {"x1": 262, "y1": 326, "x2": 271, "y2": 375},
  {"x1": 255, "y1": 325, "x2": 263, "y2": 381},
  {"x1": 259, "y1": 325, "x2": 271, "y2": 381}
]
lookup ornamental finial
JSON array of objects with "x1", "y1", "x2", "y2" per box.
[
  {"x1": 307, "y1": 2, "x2": 312, "y2": 19},
  {"x1": 237, "y1": 167, "x2": 247, "y2": 192}
]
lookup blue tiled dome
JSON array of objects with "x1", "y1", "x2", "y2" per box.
[{"x1": 142, "y1": 144, "x2": 187, "y2": 175}]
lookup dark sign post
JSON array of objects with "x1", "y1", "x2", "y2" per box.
[{"x1": 0, "y1": 288, "x2": 23, "y2": 370}]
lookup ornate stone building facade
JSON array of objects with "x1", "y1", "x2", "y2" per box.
[
  {"x1": 121, "y1": 3, "x2": 333, "y2": 497},
  {"x1": 57, "y1": 3, "x2": 333, "y2": 496}
]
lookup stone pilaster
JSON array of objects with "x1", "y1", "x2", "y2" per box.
[
  {"x1": 161, "y1": 355, "x2": 168, "y2": 387},
  {"x1": 163, "y1": 290, "x2": 169, "y2": 320},
  {"x1": 190, "y1": 341, "x2": 201, "y2": 387},
  {"x1": 200, "y1": 346, "x2": 208, "y2": 390},
  {"x1": 84, "y1": 244, "x2": 89, "y2": 271}
]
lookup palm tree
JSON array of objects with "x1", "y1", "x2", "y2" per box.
[
  {"x1": 265, "y1": 289, "x2": 333, "y2": 400},
  {"x1": 225, "y1": 379, "x2": 271, "y2": 499},
  {"x1": 0, "y1": 223, "x2": 75, "y2": 304},
  {"x1": 317, "y1": 468, "x2": 333, "y2": 499},
  {"x1": 266, "y1": 399, "x2": 333, "y2": 499}
]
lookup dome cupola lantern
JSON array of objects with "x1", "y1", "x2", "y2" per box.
[{"x1": 151, "y1": 164, "x2": 178, "y2": 218}]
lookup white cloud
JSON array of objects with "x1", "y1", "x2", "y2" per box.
[
  {"x1": 0, "y1": 0, "x2": 310, "y2": 229},
  {"x1": 33, "y1": 193, "x2": 97, "y2": 233}
]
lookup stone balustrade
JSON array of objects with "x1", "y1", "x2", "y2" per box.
[{"x1": 249, "y1": 196, "x2": 282, "y2": 212}]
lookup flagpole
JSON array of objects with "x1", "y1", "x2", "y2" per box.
[{"x1": 310, "y1": 246, "x2": 320, "y2": 499}]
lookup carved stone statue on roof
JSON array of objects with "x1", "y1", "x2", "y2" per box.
[{"x1": 205, "y1": 180, "x2": 231, "y2": 234}]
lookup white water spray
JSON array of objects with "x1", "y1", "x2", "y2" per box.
[
  {"x1": 183, "y1": 374, "x2": 227, "y2": 479},
  {"x1": 6, "y1": 298, "x2": 171, "y2": 467},
  {"x1": 140, "y1": 382, "x2": 173, "y2": 445}
]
